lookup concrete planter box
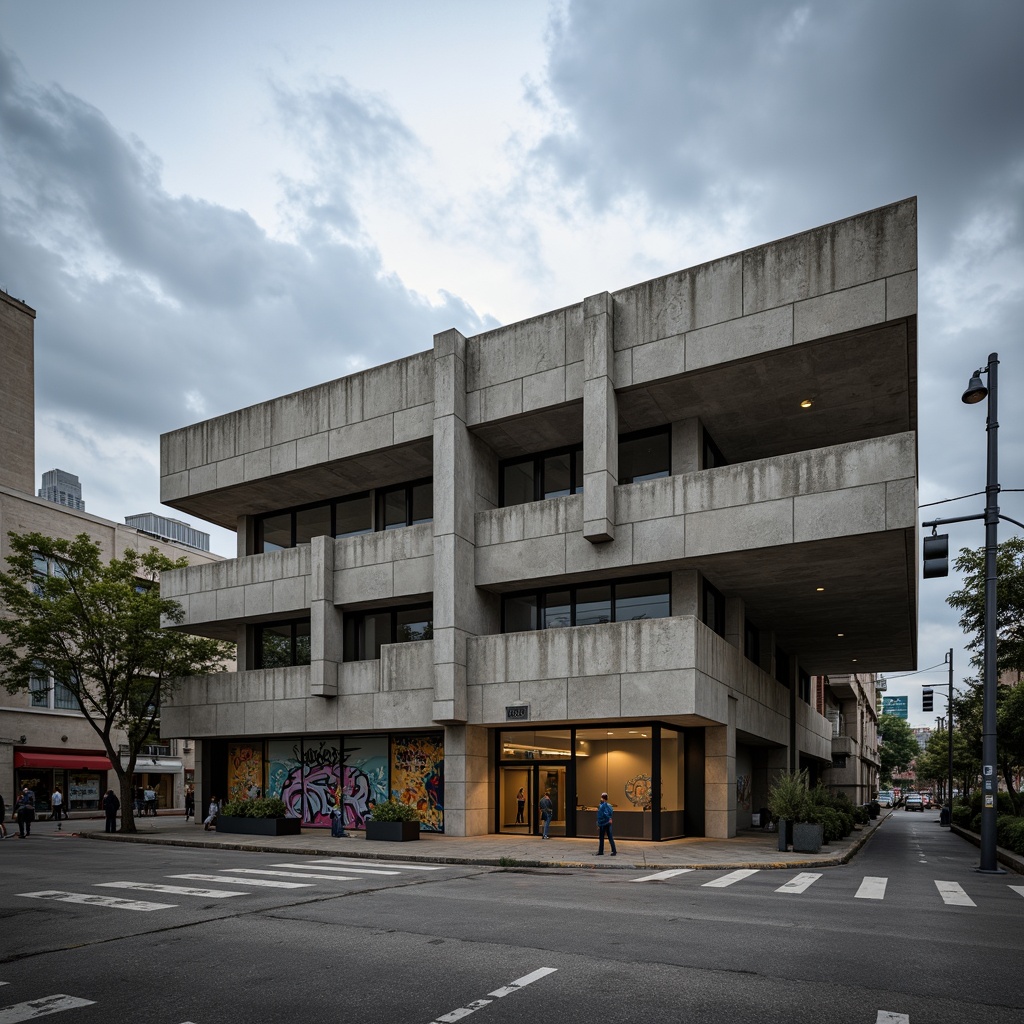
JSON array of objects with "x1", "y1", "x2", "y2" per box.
[
  {"x1": 777, "y1": 819, "x2": 791, "y2": 851},
  {"x1": 216, "y1": 816, "x2": 302, "y2": 837},
  {"x1": 366, "y1": 821, "x2": 420, "y2": 842},
  {"x1": 792, "y1": 822, "x2": 823, "y2": 854}
]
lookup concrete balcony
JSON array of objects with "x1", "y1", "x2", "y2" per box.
[
  {"x1": 832, "y1": 732, "x2": 856, "y2": 757},
  {"x1": 332, "y1": 523, "x2": 433, "y2": 605}
]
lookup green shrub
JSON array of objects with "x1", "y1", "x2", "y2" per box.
[
  {"x1": 220, "y1": 796, "x2": 287, "y2": 819},
  {"x1": 807, "y1": 806, "x2": 845, "y2": 844},
  {"x1": 964, "y1": 790, "x2": 1017, "y2": 817},
  {"x1": 996, "y1": 815, "x2": 1024, "y2": 854},
  {"x1": 369, "y1": 799, "x2": 420, "y2": 823},
  {"x1": 853, "y1": 806, "x2": 869, "y2": 826},
  {"x1": 950, "y1": 804, "x2": 972, "y2": 828},
  {"x1": 768, "y1": 770, "x2": 809, "y2": 822},
  {"x1": 970, "y1": 813, "x2": 983, "y2": 834}
]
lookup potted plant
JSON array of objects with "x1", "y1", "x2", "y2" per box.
[
  {"x1": 365, "y1": 799, "x2": 421, "y2": 842},
  {"x1": 216, "y1": 796, "x2": 302, "y2": 836},
  {"x1": 767, "y1": 769, "x2": 808, "y2": 852}
]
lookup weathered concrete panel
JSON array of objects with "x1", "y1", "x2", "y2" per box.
[
  {"x1": 567, "y1": 673, "x2": 620, "y2": 719},
  {"x1": 468, "y1": 309, "x2": 568, "y2": 393},
  {"x1": 685, "y1": 499, "x2": 793, "y2": 556},
  {"x1": 793, "y1": 281, "x2": 886, "y2": 345},
  {"x1": 686, "y1": 305, "x2": 794, "y2": 371},
  {"x1": 886, "y1": 270, "x2": 917, "y2": 321},
  {"x1": 793, "y1": 484, "x2": 887, "y2": 542}
]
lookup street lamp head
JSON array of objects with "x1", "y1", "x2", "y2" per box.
[{"x1": 962, "y1": 369, "x2": 988, "y2": 405}]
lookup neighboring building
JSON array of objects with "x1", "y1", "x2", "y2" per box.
[
  {"x1": 817, "y1": 673, "x2": 880, "y2": 804},
  {"x1": 38, "y1": 468, "x2": 86, "y2": 511},
  {"x1": 125, "y1": 512, "x2": 211, "y2": 552},
  {"x1": 159, "y1": 199, "x2": 920, "y2": 839},
  {"x1": 0, "y1": 290, "x2": 221, "y2": 814},
  {"x1": 912, "y1": 726, "x2": 932, "y2": 751}
]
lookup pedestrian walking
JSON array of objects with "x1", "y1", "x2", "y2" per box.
[
  {"x1": 144, "y1": 786, "x2": 157, "y2": 816},
  {"x1": 103, "y1": 789, "x2": 120, "y2": 833},
  {"x1": 50, "y1": 786, "x2": 63, "y2": 829},
  {"x1": 515, "y1": 787, "x2": 525, "y2": 824},
  {"x1": 184, "y1": 785, "x2": 195, "y2": 821},
  {"x1": 594, "y1": 792, "x2": 616, "y2": 856},
  {"x1": 16, "y1": 787, "x2": 36, "y2": 838},
  {"x1": 539, "y1": 789, "x2": 553, "y2": 839},
  {"x1": 0, "y1": 791, "x2": 7, "y2": 839},
  {"x1": 203, "y1": 795, "x2": 220, "y2": 831}
]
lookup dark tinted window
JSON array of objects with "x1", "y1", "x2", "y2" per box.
[
  {"x1": 295, "y1": 504, "x2": 331, "y2": 545},
  {"x1": 336, "y1": 493, "x2": 372, "y2": 538},
  {"x1": 502, "y1": 461, "x2": 535, "y2": 506},
  {"x1": 702, "y1": 579, "x2": 725, "y2": 637},
  {"x1": 502, "y1": 577, "x2": 670, "y2": 632},
  {"x1": 615, "y1": 579, "x2": 670, "y2": 621},
  {"x1": 260, "y1": 514, "x2": 291, "y2": 552},
  {"x1": 619, "y1": 428, "x2": 670, "y2": 483},
  {"x1": 343, "y1": 604, "x2": 432, "y2": 662},
  {"x1": 256, "y1": 620, "x2": 311, "y2": 668},
  {"x1": 503, "y1": 593, "x2": 538, "y2": 632},
  {"x1": 542, "y1": 453, "x2": 572, "y2": 499},
  {"x1": 542, "y1": 590, "x2": 572, "y2": 629},
  {"x1": 411, "y1": 481, "x2": 433, "y2": 525},
  {"x1": 576, "y1": 585, "x2": 612, "y2": 626}
]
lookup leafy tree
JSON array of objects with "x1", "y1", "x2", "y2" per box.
[
  {"x1": 878, "y1": 713, "x2": 920, "y2": 785},
  {"x1": 914, "y1": 727, "x2": 978, "y2": 802},
  {"x1": 946, "y1": 537, "x2": 1024, "y2": 676},
  {"x1": 0, "y1": 532, "x2": 233, "y2": 832}
]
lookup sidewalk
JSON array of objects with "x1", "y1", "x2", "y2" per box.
[{"x1": 76, "y1": 811, "x2": 892, "y2": 870}]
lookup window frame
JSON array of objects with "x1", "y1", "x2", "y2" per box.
[
  {"x1": 254, "y1": 618, "x2": 312, "y2": 669},
  {"x1": 343, "y1": 602, "x2": 434, "y2": 662},
  {"x1": 617, "y1": 426, "x2": 671, "y2": 484},
  {"x1": 701, "y1": 578, "x2": 726, "y2": 638},
  {"x1": 499, "y1": 442, "x2": 584, "y2": 506}
]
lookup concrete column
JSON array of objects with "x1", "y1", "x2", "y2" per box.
[
  {"x1": 671, "y1": 570, "x2": 700, "y2": 617},
  {"x1": 309, "y1": 535, "x2": 340, "y2": 697},
  {"x1": 442, "y1": 724, "x2": 490, "y2": 837},
  {"x1": 725, "y1": 596, "x2": 744, "y2": 651},
  {"x1": 787, "y1": 654, "x2": 799, "y2": 771},
  {"x1": 432, "y1": 328, "x2": 488, "y2": 724},
  {"x1": 237, "y1": 515, "x2": 254, "y2": 557},
  {"x1": 583, "y1": 291, "x2": 617, "y2": 543},
  {"x1": 705, "y1": 696, "x2": 737, "y2": 838},
  {"x1": 671, "y1": 417, "x2": 701, "y2": 476},
  {"x1": 758, "y1": 629, "x2": 776, "y2": 675}
]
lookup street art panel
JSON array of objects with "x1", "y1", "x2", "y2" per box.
[
  {"x1": 227, "y1": 742, "x2": 264, "y2": 802},
  {"x1": 344, "y1": 735, "x2": 389, "y2": 829},
  {"x1": 391, "y1": 732, "x2": 444, "y2": 832}
]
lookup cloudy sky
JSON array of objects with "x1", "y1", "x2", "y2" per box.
[{"x1": 1, "y1": 1, "x2": 1022, "y2": 726}]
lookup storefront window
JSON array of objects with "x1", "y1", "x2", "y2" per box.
[
  {"x1": 660, "y1": 727, "x2": 686, "y2": 839},
  {"x1": 576, "y1": 727, "x2": 653, "y2": 840},
  {"x1": 500, "y1": 730, "x2": 572, "y2": 761}
]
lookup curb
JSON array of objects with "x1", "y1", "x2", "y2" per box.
[{"x1": 948, "y1": 823, "x2": 1024, "y2": 875}]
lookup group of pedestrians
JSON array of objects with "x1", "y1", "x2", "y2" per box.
[{"x1": 533, "y1": 789, "x2": 617, "y2": 855}]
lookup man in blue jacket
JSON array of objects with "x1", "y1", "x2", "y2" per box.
[{"x1": 594, "y1": 792, "x2": 617, "y2": 856}]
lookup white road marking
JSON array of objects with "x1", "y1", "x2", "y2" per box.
[
  {"x1": 701, "y1": 869, "x2": 759, "y2": 888},
  {"x1": 876, "y1": 1011, "x2": 910, "y2": 1023},
  {"x1": 0, "y1": 994, "x2": 95, "y2": 1022},
  {"x1": 269, "y1": 862, "x2": 400, "y2": 876},
  {"x1": 168, "y1": 874, "x2": 311, "y2": 889},
  {"x1": 855, "y1": 877, "x2": 888, "y2": 900},
  {"x1": 97, "y1": 881, "x2": 244, "y2": 899},
  {"x1": 775, "y1": 872, "x2": 821, "y2": 894},
  {"x1": 1009, "y1": 886, "x2": 1024, "y2": 900},
  {"x1": 935, "y1": 881, "x2": 976, "y2": 907},
  {"x1": 217, "y1": 868, "x2": 359, "y2": 882},
  {"x1": 427, "y1": 968, "x2": 558, "y2": 1024},
  {"x1": 17, "y1": 891, "x2": 173, "y2": 912},
  {"x1": 631, "y1": 869, "x2": 693, "y2": 882},
  {"x1": 309, "y1": 858, "x2": 445, "y2": 871}
]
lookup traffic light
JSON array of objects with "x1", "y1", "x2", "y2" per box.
[
  {"x1": 923, "y1": 687, "x2": 934, "y2": 713},
  {"x1": 923, "y1": 533, "x2": 949, "y2": 578}
]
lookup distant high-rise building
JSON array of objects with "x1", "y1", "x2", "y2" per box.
[
  {"x1": 125, "y1": 512, "x2": 210, "y2": 552},
  {"x1": 38, "y1": 468, "x2": 85, "y2": 511}
]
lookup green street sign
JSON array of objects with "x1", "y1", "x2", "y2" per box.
[{"x1": 882, "y1": 695, "x2": 908, "y2": 720}]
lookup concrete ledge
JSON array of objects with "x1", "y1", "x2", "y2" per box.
[{"x1": 950, "y1": 823, "x2": 1024, "y2": 876}]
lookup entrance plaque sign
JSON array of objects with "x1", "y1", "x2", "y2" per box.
[{"x1": 505, "y1": 703, "x2": 530, "y2": 722}]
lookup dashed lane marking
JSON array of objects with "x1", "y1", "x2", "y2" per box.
[
  {"x1": 775, "y1": 872, "x2": 821, "y2": 894},
  {"x1": 701, "y1": 869, "x2": 759, "y2": 888},
  {"x1": 167, "y1": 874, "x2": 311, "y2": 889},
  {"x1": 0, "y1": 994, "x2": 95, "y2": 1022},
  {"x1": 96, "y1": 881, "x2": 245, "y2": 899},
  {"x1": 876, "y1": 1012, "x2": 909, "y2": 1023},
  {"x1": 269, "y1": 862, "x2": 401, "y2": 876},
  {"x1": 934, "y1": 881, "x2": 976, "y2": 907},
  {"x1": 631, "y1": 869, "x2": 694, "y2": 882},
  {"x1": 855, "y1": 877, "x2": 888, "y2": 900},
  {"x1": 427, "y1": 967, "x2": 558, "y2": 1024},
  {"x1": 215, "y1": 868, "x2": 359, "y2": 882},
  {"x1": 17, "y1": 891, "x2": 173, "y2": 912}
]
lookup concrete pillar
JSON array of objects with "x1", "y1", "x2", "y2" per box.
[
  {"x1": 787, "y1": 654, "x2": 799, "y2": 771},
  {"x1": 758, "y1": 629, "x2": 776, "y2": 675},
  {"x1": 237, "y1": 514, "x2": 254, "y2": 557},
  {"x1": 671, "y1": 570, "x2": 700, "y2": 617},
  {"x1": 432, "y1": 328, "x2": 488, "y2": 724},
  {"x1": 725, "y1": 596, "x2": 745, "y2": 651},
  {"x1": 309, "y1": 535, "x2": 340, "y2": 697},
  {"x1": 705, "y1": 696, "x2": 737, "y2": 838},
  {"x1": 442, "y1": 724, "x2": 490, "y2": 837},
  {"x1": 583, "y1": 291, "x2": 617, "y2": 543},
  {"x1": 671, "y1": 417, "x2": 701, "y2": 476}
]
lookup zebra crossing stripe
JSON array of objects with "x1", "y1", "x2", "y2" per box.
[
  {"x1": 701, "y1": 869, "x2": 759, "y2": 888},
  {"x1": 309, "y1": 858, "x2": 445, "y2": 871},
  {"x1": 218, "y1": 869, "x2": 359, "y2": 882},
  {"x1": 876, "y1": 1012, "x2": 909, "y2": 1023},
  {"x1": 631, "y1": 869, "x2": 694, "y2": 882},
  {"x1": 168, "y1": 874, "x2": 311, "y2": 889},
  {"x1": 0, "y1": 993, "x2": 95, "y2": 1022},
  {"x1": 269, "y1": 862, "x2": 400, "y2": 876},
  {"x1": 935, "y1": 881, "x2": 975, "y2": 907},
  {"x1": 855, "y1": 877, "x2": 887, "y2": 900},
  {"x1": 97, "y1": 882, "x2": 244, "y2": 899},
  {"x1": 775, "y1": 872, "x2": 821, "y2": 894},
  {"x1": 1009, "y1": 886, "x2": 1024, "y2": 900},
  {"x1": 17, "y1": 891, "x2": 173, "y2": 912}
]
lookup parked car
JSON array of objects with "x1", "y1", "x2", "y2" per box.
[
  {"x1": 877, "y1": 791, "x2": 895, "y2": 807},
  {"x1": 905, "y1": 793, "x2": 924, "y2": 811}
]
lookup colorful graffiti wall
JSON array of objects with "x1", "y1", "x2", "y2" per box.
[
  {"x1": 227, "y1": 742, "x2": 264, "y2": 801},
  {"x1": 391, "y1": 733, "x2": 444, "y2": 832}
]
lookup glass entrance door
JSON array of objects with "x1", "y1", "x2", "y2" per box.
[
  {"x1": 537, "y1": 764, "x2": 567, "y2": 837},
  {"x1": 500, "y1": 766, "x2": 531, "y2": 835}
]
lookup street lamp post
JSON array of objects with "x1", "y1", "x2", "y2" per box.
[{"x1": 961, "y1": 354, "x2": 1002, "y2": 873}]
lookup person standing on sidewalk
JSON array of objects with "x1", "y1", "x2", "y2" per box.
[
  {"x1": 539, "y1": 789, "x2": 553, "y2": 839},
  {"x1": 103, "y1": 789, "x2": 120, "y2": 833},
  {"x1": 184, "y1": 785, "x2": 195, "y2": 822},
  {"x1": 594, "y1": 792, "x2": 617, "y2": 856},
  {"x1": 203, "y1": 795, "x2": 220, "y2": 831},
  {"x1": 16, "y1": 787, "x2": 35, "y2": 838},
  {"x1": 50, "y1": 786, "x2": 63, "y2": 828}
]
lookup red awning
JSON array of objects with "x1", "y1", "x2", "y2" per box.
[{"x1": 14, "y1": 752, "x2": 113, "y2": 771}]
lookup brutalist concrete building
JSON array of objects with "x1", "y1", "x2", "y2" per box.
[{"x1": 159, "y1": 199, "x2": 918, "y2": 840}]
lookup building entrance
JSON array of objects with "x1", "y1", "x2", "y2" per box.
[{"x1": 499, "y1": 764, "x2": 568, "y2": 837}]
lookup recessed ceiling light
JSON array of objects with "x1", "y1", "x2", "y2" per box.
[
  {"x1": 837, "y1": 633, "x2": 845, "y2": 637},
  {"x1": 816, "y1": 587, "x2": 825, "y2": 592},
  {"x1": 628, "y1": 730, "x2": 638, "y2": 734},
  {"x1": 800, "y1": 399, "x2": 813, "y2": 409},
  {"x1": 852, "y1": 658, "x2": 858, "y2": 663},
  {"x1": 607, "y1": 731, "x2": 614, "y2": 735}
]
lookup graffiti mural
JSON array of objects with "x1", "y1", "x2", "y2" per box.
[
  {"x1": 736, "y1": 773, "x2": 752, "y2": 811},
  {"x1": 391, "y1": 733, "x2": 444, "y2": 832},
  {"x1": 227, "y1": 743, "x2": 264, "y2": 801},
  {"x1": 344, "y1": 736, "x2": 389, "y2": 829}
]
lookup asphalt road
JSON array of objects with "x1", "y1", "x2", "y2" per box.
[{"x1": 1, "y1": 812, "x2": 1020, "y2": 1024}]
